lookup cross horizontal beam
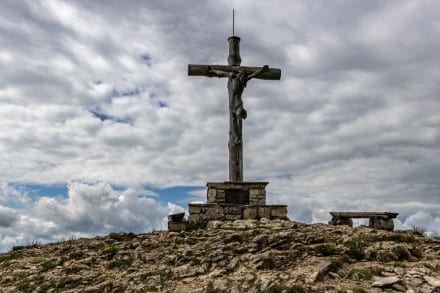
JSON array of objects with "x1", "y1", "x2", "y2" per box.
[{"x1": 188, "y1": 64, "x2": 281, "y2": 80}]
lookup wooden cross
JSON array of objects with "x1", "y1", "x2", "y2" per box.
[{"x1": 188, "y1": 36, "x2": 281, "y2": 182}]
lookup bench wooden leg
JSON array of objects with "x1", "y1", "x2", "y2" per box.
[
  {"x1": 329, "y1": 217, "x2": 353, "y2": 227},
  {"x1": 369, "y1": 217, "x2": 394, "y2": 231}
]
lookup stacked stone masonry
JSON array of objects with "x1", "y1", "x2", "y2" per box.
[
  {"x1": 188, "y1": 182, "x2": 288, "y2": 223},
  {"x1": 188, "y1": 204, "x2": 288, "y2": 222}
]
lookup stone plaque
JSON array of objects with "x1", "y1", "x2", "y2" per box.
[{"x1": 225, "y1": 189, "x2": 249, "y2": 204}]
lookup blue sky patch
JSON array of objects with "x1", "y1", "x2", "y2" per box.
[
  {"x1": 139, "y1": 53, "x2": 152, "y2": 66},
  {"x1": 89, "y1": 109, "x2": 133, "y2": 124},
  {"x1": 158, "y1": 101, "x2": 168, "y2": 108},
  {"x1": 149, "y1": 185, "x2": 205, "y2": 205},
  {"x1": 111, "y1": 87, "x2": 141, "y2": 98},
  {"x1": 5, "y1": 183, "x2": 204, "y2": 207}
]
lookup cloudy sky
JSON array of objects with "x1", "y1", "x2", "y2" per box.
[{"x1": 0, "y1": 0, "x2": 439, "y2": 251}]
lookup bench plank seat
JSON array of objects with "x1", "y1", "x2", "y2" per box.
[
  {"x1": 329, "y1": 211, "x2": 399, "y2": 231},
  {"x1": 330, "y1": 212, "x2": 398, "y2": 219}
]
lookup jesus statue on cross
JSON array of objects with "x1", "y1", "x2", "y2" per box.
[
  {"x1": 207, "y1": 65, "x2": 269, "y2": 145},
  {"x1": 188, "y1": 35, "x2": 281, "y2": 182}
]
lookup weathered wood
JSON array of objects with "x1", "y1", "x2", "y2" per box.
[
  {"x1": 329, "y1": 212, "x2": 398, "y2": 231},
  {"x1": 188, "y1": 35, "x2": 281, "y2": 182},
  {"x1": 330, "y1": 212, "x2": 398, "y2": 219},
  {"x1": 188, "y1": 64, "x2": 281, "y2": 80}
]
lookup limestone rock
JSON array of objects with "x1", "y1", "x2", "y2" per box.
[
  {"x1": 424, "y1": 275, "x2": 440, "y2": 287},
  {"x1": 372, "y1": 276, "x2": 400, "y2": 287},
  {"x1": 0, "y1": 219, "x2": 439, "y2": 292}
]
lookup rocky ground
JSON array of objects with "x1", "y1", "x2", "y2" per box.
[{"x1": 0, "y1": 219, "x2": 439, "y2": 292}]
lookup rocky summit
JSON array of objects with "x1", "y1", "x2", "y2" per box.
[{"x1": 0, "y1": 219, "x2": 439, "y2": 292}]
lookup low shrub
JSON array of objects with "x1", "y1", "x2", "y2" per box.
[
  {"x1": 186, "y1": 220, "x2": 209, "y2": 232},
  {"x1": 385, "y1": 232, "x2": 415, "y2": 243},
  {"x1": 56, "y1": 277, "x2": 81, "y2": 289},
  {"x1": 316, "y1": 256, "x2": 348, "y2": 281},
  {"x1": 378, "y1": 251, "x2": 394, "y2": 262},
  {"x1": 108, "y1": 232, "x2": 137, "y2": 241},
  {"x1": 102, "y1": 244, "x2": 119, "y2": 259},
  {"x1": 108, "y1": 257, "x2": 133, "y2": 269},
  {"x1": 40, "y1": 260, "x2": 57, "y2": 272},
  {"x1": 346, "y1": 241, "x2": 365, "y2": 261},
  {"x1": 412, "y1": 226, "x2": 426, "y2": 236},
  {"x1": 393, "y1": 246, "x2": 410, "y2": 261},
  {"x1": 316, "y1": 244, "x2": 336, "y2": 256},
  {"x1": 12, "y1": 244, "x2": 40, "y2": 252},
  {"x1": 348, "y1": 267, "x2": 384, "y2": 280},
  {"x1": 409, "y1": 246, "x2": 423, "y2": 259}
]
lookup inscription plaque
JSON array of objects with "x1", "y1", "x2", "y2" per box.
[{"x1": 225, "y1": 189, "x2": 249, "y2": 204}]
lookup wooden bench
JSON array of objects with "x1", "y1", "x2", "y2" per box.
[{"x1": 329, "y1": 212, "x2": 399, "y2": 231}]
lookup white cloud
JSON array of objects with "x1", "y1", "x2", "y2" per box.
[
  {"x1": 0, "y1": 182, "x2": 169, "y2": 251},
  {"x1": 0, "y1": 206, "x2": 18, "y2": 228},
  {"x1": 0, "y1": 1, "x2": 439, "y2": 247},
  {"x1": 0, "y1": 183, "x2": 31, "y2": 206}
]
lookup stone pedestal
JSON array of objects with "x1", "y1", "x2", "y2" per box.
[
  {"x1": 369, "y1": 217, "x2": 394, "y2": 231},
  {"x1": 188, "y1": 181, "x2": 288, "y2": 223},
  {"x1": 207, "y1": 182, "x2": 267, "y2": 205}
]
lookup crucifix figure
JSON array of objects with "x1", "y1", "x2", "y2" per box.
[
  {"x1": 188, "y1": 36, "x2": 281, "y2": 182},
  {"x1": 208, "y1": 65, "x2": 269, "y2": 145}
]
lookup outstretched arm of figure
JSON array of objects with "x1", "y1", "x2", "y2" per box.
[
  {"x1": 247, "y1": 65, "x2": 269, "y2": 80},
  {"x1": 207, "y1": 66, "x2": 231, "y2": 78}
]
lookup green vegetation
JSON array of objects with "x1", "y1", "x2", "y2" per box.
[
  {"x1": 102, "y1": 244, "x2": 119, "y2": 259},
  {"x1": 108, "y1": 257, "x2": 133, "y2": 269},
  {"x1": 316, "y1": 244, "x2": 336, "y2": 256},
  {"x1": 0, "y1": 251, "x2": 19, "y2": 264},
  {"x1": 108, "y1": 232, "x2": 137, "y2": 241},
  {"x1": 63, "y1": 265, "x2": 83, "y2": 274},
  {"x1": 393, "y1": 246, "x2": 411, "y2": 260},
  {"x1": 327, "y1": 258, "x2": 346, "y2": 273},
  {"x1": 16, "y1": 274, "x2": 51, "y2": 293},
  {"x1": 186, "y1": 220, "x2": 209, "y2": 232},
  {"x1": 367, "y1": 249, "x2": 378, "y2": 260},
  {"x1": 412, "y1": 226, "x2": 427, "y2": 236},
  {"x1": 316, "y1": 257, "x2": 349, "y2": 281},
  {"x1": 56, "y1": 277, "x2": 81, "y2": 289},
  {"x1": 69, "y1": 250, "x2": 85, "y2": 259},
  {"x1": 409, "y1": 246, "x2": 423, "y2": 259},
  {"x1": 262, "y1": 284, "x2": 306, "y2": 293},
  {"x1": 260, "y1": 257, "x2": 275, "y2": 270},
  {"x1": 233, "y1": 247, "x2": 248, "y2": 255},
  {"x1": 59, "y1": 245, "x2": 73, "y2": 254},
  {"x1": 345, "y1": 240, "x2": 365, "y2": 260},
  {"x1": 11, "y1": 243, "x2": 40, "y2": 252},
  {"x1": 40, "y1": 260, "x2": 57, "y2": 272},
  {"x1": 383, "y1": 232, "x2": 415, "y2": 243},
  {"x1": 378, "y1": 251, "x2": 394, "y2": 262},
  {"x1": 348, "y1": 267, "x2": 385, "y2": 280},
  {"x1": 223, "y1": 233, "x2": 243, "y2": 244}
]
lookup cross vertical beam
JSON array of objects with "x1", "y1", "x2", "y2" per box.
[
  {"x1": 188, "y1": 35, "x2": 281, "y2": 182},
  {"x1": 227, "y1": 36, "x2": 243, "y2": 181}
]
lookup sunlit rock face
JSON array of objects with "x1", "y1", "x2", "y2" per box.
[{"x1": 0, "y1": 219, "x2": 439, "y2": 292}]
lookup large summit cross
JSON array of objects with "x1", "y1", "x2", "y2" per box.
[{"x1": 188, "y1": 35, "x2": 281, "y2": 182}]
